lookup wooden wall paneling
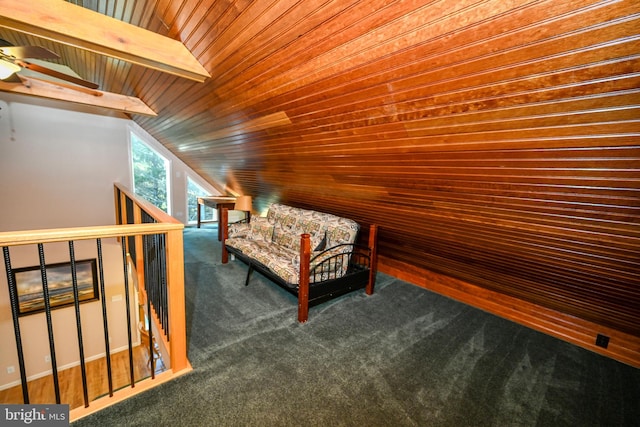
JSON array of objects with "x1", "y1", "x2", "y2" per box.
[
  {"x1": 276, "y1": 59, "x2": 637, "y2": 145},
  {"x1": 274, "y1": 14, "x2": 589, "y2": 116},
  {"x1": 209, "y1": 0, "x2": 418, "y2": 100},
  {"x1": 250, "y1": 68, "x2": 637, "y2": 149},
  {"x1": 208, "y1": 0, "x2": 361, "y2": 91},
  {"x1": 198, "y1": 0, "x2": 303, "y2": 71},
  {"x1": 249, "y1": 0, "x2": 623, "y2": 122},
  {"x1": 271, "y1": 87, "x2": 640, "y2": 150},
  {"x1": 166, "y1": 0, "x2": 226, "y2": 47},
  {"x1": 213, "y1": 0, "x2": 624, "y2": 118},
  {"x1": 209, "y1": 0, "x2": 489, "y2": 115}
]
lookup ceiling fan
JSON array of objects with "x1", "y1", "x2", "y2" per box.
[{"x1": 0, "y1": 40, "x2": 98, "y2": 89}]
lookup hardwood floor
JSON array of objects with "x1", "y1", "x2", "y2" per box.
[{"x1": 0, "y1": 345, "x2": 165, "y2": 410}]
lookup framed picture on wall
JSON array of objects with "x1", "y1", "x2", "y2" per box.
[{"x1": 10, "y1": 259, "x2": 99, "y2": 316}]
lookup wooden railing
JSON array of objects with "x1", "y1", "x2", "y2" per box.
[
  {"x1": 0, "y1": 183, "x2": 189, "y2": 421},
  {"x1": 113, "y1": 183, "x2": 188, "y2": 373}
]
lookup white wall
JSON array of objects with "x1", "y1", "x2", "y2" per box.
[
  {"x1": 0, "y1": 93, "x2": 218, "y2": 389},
  {"x1": 0, "y1": 93, "x2": 220, "y2": 231},
  {"x1": 0, "y1": 96, "x2": 130, "y2": 230}
]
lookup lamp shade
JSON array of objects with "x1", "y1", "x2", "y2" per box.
[{"x1": 234, "y1": 195, "x2": 252, "y2": 211}]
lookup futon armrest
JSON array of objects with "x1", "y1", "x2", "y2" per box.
[
  {"x1": 289, "y1": 243, "x2": 358, "y2": 284},
  {"x1": 310, "y1": 243, "x2": 353, "y2": 265}
]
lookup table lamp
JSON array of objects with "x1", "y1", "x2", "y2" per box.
[{"x1": 235, "y1": 195, "x2": 252, "y2": 212}]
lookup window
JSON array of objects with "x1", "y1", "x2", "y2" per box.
[
  {"x1": 187, "y1": 177, "x2": 215, "y2": 224},
  {"x1": 131, "y1": 132, "x2": 171, "y2": 214}
]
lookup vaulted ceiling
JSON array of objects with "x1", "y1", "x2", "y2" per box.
[{"x1": 1, "y1": 1, "x2": 639, "y2": 355}]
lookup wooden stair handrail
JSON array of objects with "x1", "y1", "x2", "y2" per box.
[
  {"x1": 0, "y1": 223, "x2": 182, "y2": 247},
  {"x1": 113, "y1": 182, "x2": 181, "y2": 225}
]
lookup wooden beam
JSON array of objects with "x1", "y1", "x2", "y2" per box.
[
  {"x1": 0, "y1": 0, "x2": 210, "y2": 82},
  {"x1": 0, "y1": 76, "x2": 157, "y2": 116}
]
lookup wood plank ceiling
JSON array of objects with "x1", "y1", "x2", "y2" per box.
[{"x1": 1, "y1": 1, "x2": 638, "y2": 345}]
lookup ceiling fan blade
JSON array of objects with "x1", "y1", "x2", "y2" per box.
[
  {"x1": 0, "y1": 46, "x2": 59, "y2": 60},
  {"x1": 19, "y1": 60, "x2": 99, "y2": 89}
]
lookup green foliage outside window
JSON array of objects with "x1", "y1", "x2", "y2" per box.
[
  {"x1": 187, "y1": 178, "x2": 215, "y2": 223},
  {"x1": 131, "y1": 133, "x2": 169, "y2": 213}
]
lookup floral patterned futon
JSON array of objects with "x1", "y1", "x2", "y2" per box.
[{"x1": 225, "y1": 203, "x2": 360, "y2": 286}]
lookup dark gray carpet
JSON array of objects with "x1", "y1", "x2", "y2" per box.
[{"x1": 74, "y1": 225, "x2": 640, "y2": 426}]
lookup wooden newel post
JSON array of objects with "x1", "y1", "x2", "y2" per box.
[
  {"x1": 221, "y1": 208, "x2": 229, "y2": 264},
  {"x1": 166, "y1": 229, "x2": 188, "y2": 372},
  {"x1": 366, "y1": 224, "x2": 378, "y2": 295},
  {"x1": 298, "y1": 233, "x2": 311, "y2": 323}
]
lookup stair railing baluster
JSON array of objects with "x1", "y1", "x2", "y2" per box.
[
  {"x1": 143, "y1": 233, "x2": 155, "y2": 378},
  {"x1": 96, "y1": 238, "x2": 114, "y2": 396},
  {"x1": 68, "y1": 241, "x2": 90, "y2": 407},
  {"x1": 37, "y1": 243, "x2": 61, "y2": 403},
  {"x1": 121, "y1": 236, "x2": 135, "y2": 387},
  {"x1": 2, "y1": 246, "x2": 29, "y2": 404},
  {"x1": 160, "y1": 233, "x2": 168, "y2": 337}
]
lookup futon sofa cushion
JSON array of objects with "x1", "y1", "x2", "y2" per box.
[{"x1": 225, "y1": 203, "x2": 360, "y2": 286}]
